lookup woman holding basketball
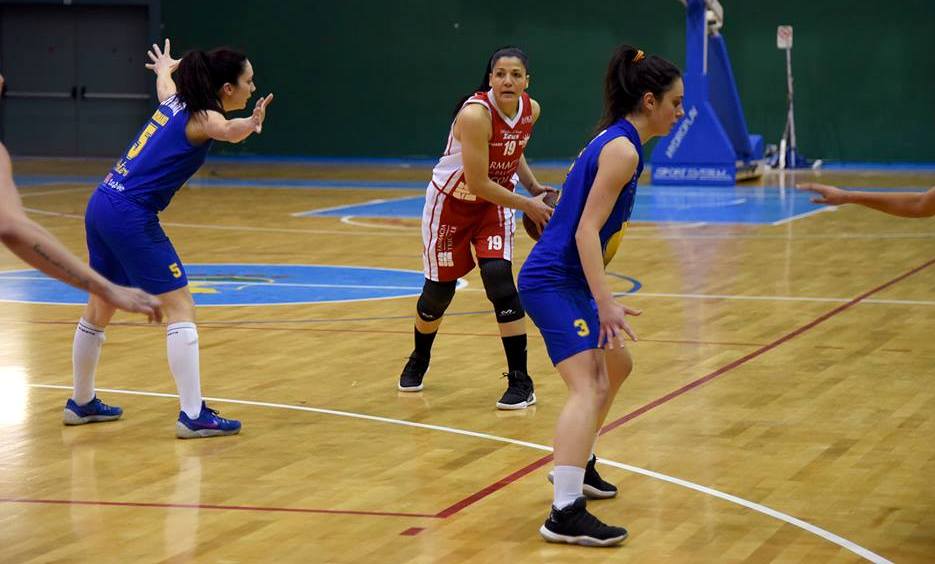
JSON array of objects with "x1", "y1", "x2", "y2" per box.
[
  {"x1": 397, "y1": 46, "x2": 554, "y2": 410},
  {"x1": 63, "y1": 39, "x2": 272, "y2": 438},
  {"x1": 519, "y1": 45, "x2": 683, "y2": 545}
]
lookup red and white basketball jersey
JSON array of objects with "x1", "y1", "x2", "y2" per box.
[{"x1": 429, "y1": 89, "x2": 535, "y2": 203}]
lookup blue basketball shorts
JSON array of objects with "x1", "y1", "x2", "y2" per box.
[
  {"x1": 519, "y1": 285, "x2": 600, "y2": 365},
  {"x1": 84, "y1": 189, "x2": 188, "y2": 295}
]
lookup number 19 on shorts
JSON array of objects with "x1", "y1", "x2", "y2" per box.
[{"x1": 486, "y1": 235, "x2": 503, "y2": 251}]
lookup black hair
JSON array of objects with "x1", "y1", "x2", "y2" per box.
[
  {"x1": 451, "y1": 46, "x2": 529, "y2": 119},
  {"x1": 176, "y1": 48, "x2": 248, "y2": 114},
  {"x1": 595, "y1": 44, "x2": 681, "y2": 132}
]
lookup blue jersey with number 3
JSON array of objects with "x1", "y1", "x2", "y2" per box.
[
  {"x1": 519, "y1": 118, "x2": 643, "y2": 292},
  {"x1": 99, "y1": 95, "x2": 211, "y2": 212}
]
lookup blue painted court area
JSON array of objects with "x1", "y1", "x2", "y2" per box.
[
  {"x1": 0, "y1": 264, "x2": 448, "y2": 306},
  {"x1": 296, "y1": 186, "x2": 831, "y2": 225}
]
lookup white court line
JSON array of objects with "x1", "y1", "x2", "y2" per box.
[
  {"x1": 771, "y1": 206, "x2": 837, "y2": 226},
  {"x1": 22, "y1": 205, "x2": 934, "y2": 241},
  {"x1": 19, "y1": 188, "x2": 91, "y2": 198},
  {"x1": 291, "y1": 196, "x2": 421, "y2": 217},
  {"x1": 27, "y1": 383, "x2": 892, "y2": 563},
  {"x1": 339, "y1": 216, "x2": 418, "y2": 231},
  {"x1": 669, "y1": 197, "x2": 747, "y2": 210},
  {"x1": 0, "y1": 276, "x2": 423, "y2": 291},
  {"x1": 616, "y1": 291, "x2": 935, "y2": 307},
  {"x1": 22, "y1": 207, "x2": 84, "y2": 219}
]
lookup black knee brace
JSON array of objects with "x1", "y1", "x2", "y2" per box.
[
  {"x1": 416, "y1": 279, "x2": 457, "y2": 322},
  {"x1": 479, "y1": 258, "x2": 525, "y2": 323}
]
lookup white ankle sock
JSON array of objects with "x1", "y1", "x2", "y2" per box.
[
  {"x1": 72, "y1": 318, "x2": 105, "y2": 404},
  {"x1": 167, "y1": 322, "x2": 203, "y2": 419},
  {"x1": 552, "y1": 465, "x2": 585, "y2": 509}
]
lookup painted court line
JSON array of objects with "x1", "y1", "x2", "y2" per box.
[
  {"x1": 22, "y1": 203, "x2": 933, "y2": 241},
  {"x1": 618, "y1": 291, "x2": 935, "y2": 307},
  {"x1": 291, "y1": 196, "x2": 421, "y2": 217},
  {"x1": 27, "y1": 382, "x2": 892, "y2": 563},
  {"x1": 433, "y1": 258, "x2": 935, "y2": 561},
  {"x1": 0, "y1": 498, "x2": 437, "y2": 519},
  {"x1": 770, "y1": 206, "x2": 837, "y2": 225},
  {"x1": 0, "y1": 276, "x2": 424, "y2": 292},
  {"x1": 339, "y1": 216, "x2": 418, "y2": 230}
]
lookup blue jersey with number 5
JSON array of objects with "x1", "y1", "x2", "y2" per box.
[{"x1": 99, "y1": 94, "x2": 211, "y2": 212}]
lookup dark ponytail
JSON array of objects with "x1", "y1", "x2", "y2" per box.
[
  {"x1": 595, "y1": 44, "x2": 681, "y2": 132},
  {"x1": 176, "y1": 47, "x2": 248, "y2": 114},
  {"x1": 451, "y1": 46, "x2": 529, "y2": 119}
]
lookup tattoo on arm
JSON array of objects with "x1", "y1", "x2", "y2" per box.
[{"x1": 32, "y1": 243, "x2": 92, "y2": 290}]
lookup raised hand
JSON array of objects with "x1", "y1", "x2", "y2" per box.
[
  {"x1": 251, "y1": 93, "x2": 274, "y2": 133},
  {"x1": 145, "y1": 38, "x2": 180, "y2": 75}
]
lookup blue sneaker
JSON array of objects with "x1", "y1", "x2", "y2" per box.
[
  {"x1": 176, "y1": 402, "x2": 241, "y2": 439},
  {"x1": 63, "y1": 396, "x2": 123, "y2": 425}
]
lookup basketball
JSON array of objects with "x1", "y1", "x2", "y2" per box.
[{"x1": 522, "y1": 191, "x2": 560, "y2": 241}]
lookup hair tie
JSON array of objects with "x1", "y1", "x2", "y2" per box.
[{"x1": 632, "y1": 50, "x2": 645, "y2": 63}]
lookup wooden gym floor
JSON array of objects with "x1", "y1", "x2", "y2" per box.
[{"x1": 1, "y1": 159, "x2": 932, "y2": 562}]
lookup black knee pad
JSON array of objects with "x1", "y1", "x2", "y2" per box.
[
  {"x1": 416, "y1": 279, "x2": 457, "y2": 322},
  {"x1": 479, "y1": 258, "x2": 525, "y2": 323}
]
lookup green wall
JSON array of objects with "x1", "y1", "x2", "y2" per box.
[{"x1": 163, "y1": 1, "x2": 935, "y2": 162}]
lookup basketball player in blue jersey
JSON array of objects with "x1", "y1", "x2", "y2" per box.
[
  {"x1": 63, "y1": 39, "x2": 273, "y2": 438},
  {"x1": 519, "y1": 45, "x2": 683, "y2": 546}
]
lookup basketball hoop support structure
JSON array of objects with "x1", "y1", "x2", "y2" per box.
[{"x1": 651, "y1": 0, "x2": 765, "y2": 185}]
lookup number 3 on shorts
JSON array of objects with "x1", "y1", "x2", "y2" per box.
[
  {"x1": 574, "y1": 319, "x2": 590, "y2": 337},
  {"x1": 168, "y1": 262, "x2": 182, "y2": 278}
]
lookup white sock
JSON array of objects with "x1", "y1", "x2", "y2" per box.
[
  {"x1": 72, "y1": 318, "x2": 105, "y2": 404},
  {"x1": 167, "y1": 322, "x2": 203, "y2": 419},
  {"x1": 552, "y1": 465, "x2": 585, "y2": 509}
]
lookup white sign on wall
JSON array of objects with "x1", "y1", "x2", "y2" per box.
[{"x1": 777, "y1": 25, "x2": 794, "y2": 49}]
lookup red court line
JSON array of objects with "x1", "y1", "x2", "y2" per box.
[
  {"x1": 433, "y1": 257, "x2": 935, "y2": 519},
  {"x1": 0, "y1": 498, "x2": 440, "y2": 519}
]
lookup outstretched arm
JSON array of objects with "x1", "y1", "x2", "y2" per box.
[
  {"x1": 145, "y1": 38, "x2": 179, "y2": 103},
  {"x1": 191, "y1": 94, "x2": 274, "y2": 144},
  {"x1": 798, "y1": 183, "x2": 935, "y2": 218},
  {"x1": 0, "y1": 143, "x2": 162, "y2": 321}
]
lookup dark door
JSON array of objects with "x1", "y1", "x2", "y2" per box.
[{"x1": 1, "y1": 3, "x2": 152, "y2": 157}]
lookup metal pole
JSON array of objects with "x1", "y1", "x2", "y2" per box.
[{"x1": 786, "y1": 47, "x2": 797, "y2": 168}]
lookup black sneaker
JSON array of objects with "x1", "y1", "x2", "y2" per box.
[
  {"x1": 548, "y1": 455, "x2": 618, "y2": 499},
  {"x1": 398, "y1": 355, "x2": 429, "y2": 392},
  {"x1": 539, "y1": 496, "x2": 628, "y2": 547},
  {"x1": 496, "y1": 370, "x2": 536, "y2": 410}
]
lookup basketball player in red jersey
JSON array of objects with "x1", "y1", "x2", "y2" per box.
[{"x1": 398, "y1": 46, "x2": 554, "y2": 409}]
